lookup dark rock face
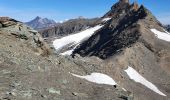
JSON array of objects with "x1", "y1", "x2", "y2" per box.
[
  {"x1": 103, "y1": 0, "x2": 130, "y2": 18},
  {"x1": 73, "y1": 3, "x2": 154, "y2": 59},
  {"x1": 39, "y1": 18, "x2": 99, "y2": 38},
  {"x1": 25, "y1": 16, "x2": 56, "y2": 30},
  {"x1": 164, "y1": 25, "x2": 170, "y2": 32}
]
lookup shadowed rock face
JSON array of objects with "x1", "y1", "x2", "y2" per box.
[
  {"x1": 103, "y1": 0, "x2": 130, "y2": 18},
  {"x1": 73, "y1": 3, "x2": 156, "y2": 59},
  {"x1": 164, "y1": 25, "x2": 170, "y2": 32}
]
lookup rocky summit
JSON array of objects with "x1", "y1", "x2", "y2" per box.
[
  {"x1": 73, "y1": 0, "x2": 165, "y2": 59},
  {"x1": 0, "y1": 0, "x2": 170, "y2": 100}
]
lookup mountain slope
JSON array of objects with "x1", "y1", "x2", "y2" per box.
[
  {"x1": 25, "y1": 16, "x2": 56, "y2": 30},
  {"x1": 0, "y1": 17, "x2": 132, "y2": 100},
  {"x1": 73, "y1": 1, "x2": 166, "y2": 59},
  {"x1": 52, "y1": 0, "x2": 170, "y2": 99}
]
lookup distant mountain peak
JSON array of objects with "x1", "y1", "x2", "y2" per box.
[
  {"x1": 25, "y1": 16, "x2": 56, "y2": 30},
  {"x1": 35, "y1": 16, "x2": 41, "y2": 19}
]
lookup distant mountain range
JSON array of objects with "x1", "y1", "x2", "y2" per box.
[
  {"x1": 26, "y1": 16, "x2": 170, "y2": 38},
  {"x1": 39, "y1": 17, "x2": 99, "y2": 38},
  {"x1": 25, "y1": 16, "x2": 57, "y2": 30}
]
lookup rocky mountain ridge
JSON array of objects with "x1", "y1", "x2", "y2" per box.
[
  {"x1": 73, "y1": 0, "x2": 164, "y2": 59},
  {"x1": 39, "y1": 17, "x2": 99, "y2": 38},
  {"x1": 51, "y1": 0, "x2": 170, "y2": 99}
]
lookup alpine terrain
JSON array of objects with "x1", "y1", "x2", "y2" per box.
[{"x1": 0, "y1": 0, "x2": 170, "y2": 100}]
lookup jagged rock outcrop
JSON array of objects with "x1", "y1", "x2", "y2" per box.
[
  {"x1": 73, "y1": 1, "x2": 164, "y2": 59},
  {"x1": 71, "y1": 1, "x2": 170, "y2": 99},
  {"x1": 0, "y1": 17, "x2": 51, "y2": 56},
  {"x1": 0, "y1": 17, "x2": 18, "y2": 27},
  {"x1": 164, "y1": 25, "x2": 170, "y2": 32}
]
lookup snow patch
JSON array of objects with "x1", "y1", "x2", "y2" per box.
[
  {"x1": 61, "y1": 44, "x2": 79, "y2": 55},
  {"x1": 125, "y1": 66, "x2": 166, "y2": 96},
  {"x1": 71, "y1": 73, "x2": 117, "y2": 86},
  {"x1": 151, "y1": 29, "x2": 170, "y2": 42},
  {"x1": 61, "y1": 49, "x2": 74, "y2": 55},
  {"x1": 53, "y1": 25, "x2": 103, "y2": 55},
  {"x1": 102, "y1": 18, "x2": 111, "y2": 22},
  {"x1": 122, "y1": 88, "x2": 127, "y2": 91}
]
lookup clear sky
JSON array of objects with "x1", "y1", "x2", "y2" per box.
[{"x1": 0, "y1": 0, "x2": 169, "y2": 24}]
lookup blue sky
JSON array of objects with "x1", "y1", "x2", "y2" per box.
[{"x1": 0, "y1": 0, "x2": 170, "y2": 24}]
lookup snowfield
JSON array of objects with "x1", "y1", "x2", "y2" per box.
[
  {"x1": 102, "y1": 18, "x2": 112, "y2": 22},
  {"x1": 53, "y1": 25, "x2": 103, "y2": 55},
  {"x1": 151, "y1": 29, "x2": 170, "y2": 42},
  {"x1": 71, "y1": 73, "x2": 117, "y2": 86},
  {"x1": 125, "y1": 66, "x2": 166, "y2": 96}
]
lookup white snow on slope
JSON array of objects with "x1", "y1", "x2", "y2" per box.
[
  {"x1": 71, "y1": 73, "x2": 117, "y2": 86},
  {"x1": 60, "y1": 49, "x2": 74, "y2": 55},
  {"x1": 53, "y1": 25, "x2": 103, "y2": 54},
  {"x1": 125, "y1": 66, "x2": 166, "y2": 96},
  {"x1": 102, "y1": 18, "x2": 111, "y2": 22},
  {"x1": 151, "y1": 29, "x2": 170, "y2": 42},
  {"x1": 60, "y1": 44, "x2": 80, "y2": 55}
]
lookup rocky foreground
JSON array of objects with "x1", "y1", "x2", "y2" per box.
[{"x1": 0, "y1": 17, "x2": 132, "y2": 100}]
